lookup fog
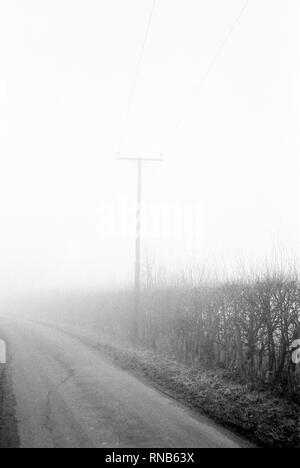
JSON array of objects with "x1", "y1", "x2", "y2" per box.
[{"x1": 0, "y1": 0, "x2": 299, "y2": 297}]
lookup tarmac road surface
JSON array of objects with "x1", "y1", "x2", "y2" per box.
[{"x1": 0, "y1": 317, "x2": 252, "y2": 448}]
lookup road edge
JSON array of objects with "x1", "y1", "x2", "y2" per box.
[{"x1": 0, "y1": 336, "x2": 20, "y2": 449}]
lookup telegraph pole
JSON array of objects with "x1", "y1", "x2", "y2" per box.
[{"x1": 117, "y1": 155, "x2": 163, "y2": 340}]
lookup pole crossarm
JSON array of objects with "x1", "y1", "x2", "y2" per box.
[{"x1": 117, "y1": 155, "x2": 163, "y2": 162}]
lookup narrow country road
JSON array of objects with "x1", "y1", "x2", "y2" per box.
[{"x1": 0, "y1": 317, "x2": 251, "y2": 448}]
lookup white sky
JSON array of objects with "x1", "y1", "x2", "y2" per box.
[{"x1": 0, "y1": 0, "x2": 299, "y2": 293}]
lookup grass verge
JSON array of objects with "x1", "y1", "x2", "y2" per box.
[{"x1": 55, "y1": 324, "x2": 300, "y2": 449}]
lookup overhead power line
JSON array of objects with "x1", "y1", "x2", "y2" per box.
[
  {"x1": 127, "y1": 0, "x2": 157, "y2": 114},
  {"x1": 116, "y1": 0, "x2": 157, "y2": 153},
  {"x1": 175, "y1": 0, "x2": 249, "y2": 131}
]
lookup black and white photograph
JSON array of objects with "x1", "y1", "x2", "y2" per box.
[{"x1": 0, "y1": 0, "x2": 299, "y2": 451}]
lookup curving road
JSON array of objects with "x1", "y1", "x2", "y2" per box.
[{"x1": 0, "y1": 318, "x2": 251, "y2": 448}]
